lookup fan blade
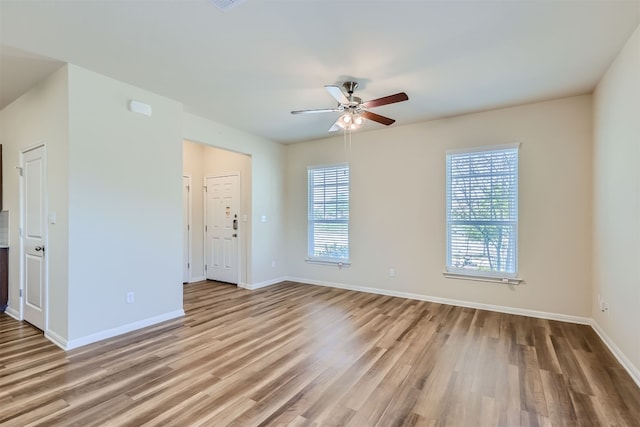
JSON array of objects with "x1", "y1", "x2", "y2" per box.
[
  {"x1": 325, "y1": 85, "x2": 349, "y2": 104},
  {"x1": 291, "y1": 108, "x2": 340, "y2": 114},
  {"x1": 328, "y1": 117, "x2": 342, "y2": 132},
  {"x1": 362, "y1": 92, "x2": 408, "y2": 109},
  {"x1": 361, "y1": 111, "x2": 396, "y2": 126}
]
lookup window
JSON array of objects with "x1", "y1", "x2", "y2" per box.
[
  {"x1": 446, "y1": 144, "x2": 519, "y2": 279},
  {"x1": 308, "y1": 164, "x2": 350, "y2": 263}
]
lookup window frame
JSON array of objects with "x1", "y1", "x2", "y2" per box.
[
  {"x1": 306, "y1": 163, "x2": 350, "y2": 265},
  {"x1": 445, "y1": 143, "x2": 521, "y2": 283}
]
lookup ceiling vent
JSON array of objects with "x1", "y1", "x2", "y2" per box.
[{"x1": 208, "y1": 0, "x2": 247, "y2": 11}]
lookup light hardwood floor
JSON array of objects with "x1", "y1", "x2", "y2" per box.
[{"x1": 1, "y1": 281, "x2": 639, "y2": 426}]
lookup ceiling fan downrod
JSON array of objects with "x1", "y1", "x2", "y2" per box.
[{"x1": 342, "y1": 81, "x2": 361, "y2": 108}]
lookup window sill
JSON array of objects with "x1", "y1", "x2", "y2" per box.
[
  {"x1": 306, "y1": 258, "x2": 351, "y2": 267},
  {"x1": 443, "y1": 271, "x2": 523, "y2": 285}
]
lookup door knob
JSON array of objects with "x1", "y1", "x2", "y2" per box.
[
  {"x1": 232, "y1": 233, "x2": 237, "y2": 238},
  {"x1": 35, "y1": 246, "x2": 45, "y2": 252}
]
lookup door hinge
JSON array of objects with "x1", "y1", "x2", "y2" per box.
[
  {"x1": 205, "y1": 225, "x2": 208, "y2": 232},
  {"x1": 187, "y1": 262, "x2": 190, "y2": 269},
  {"x1": 19, "y1": 227, "x2": 23, "y2": 237},
  {"x1": 16, "y1": 166, "x2": 23, "y2": 176},
  {"x1": 187, "y1": 185, "x2": 190, "y2": 192},
  {"x1": 205, "y1": 265, "x2": 207, "y2": 271},
  {"x1": 20, "y1": 289, "x2": 23, "y2": 297}
]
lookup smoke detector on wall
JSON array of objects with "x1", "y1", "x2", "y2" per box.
[{"x1": 208, "y1": 0, "x2": 247, "y2": 11}]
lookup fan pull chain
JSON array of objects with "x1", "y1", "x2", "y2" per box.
[{"x1": 343, "y1": 126, "x2": 352, "y2": 164}]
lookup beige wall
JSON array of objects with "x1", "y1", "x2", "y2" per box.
[
  {"x1": 593, "y1": 25, "x2": 640, "y2": 378},
  {"x1": 0, "y1": 65, "x2": 70, "y2": 340},
  {"x1": 183, "y1": 141, "x2": 252, "y2": 284},
  {"x1": 0, "y1": 64, "x2": 185, "y2": 347},
  {"x1": 66, "y1": 65, "x2": 184, "y2": 343},
  {"x1": 183, "y1": 113, "x2": 286, "y2": 286},
  {"x1": 286, "y1": 95, "x2": 593, "y2": 318},
  {"x1": 0, "y1": 65, "x2": 286, "y2": 347}
]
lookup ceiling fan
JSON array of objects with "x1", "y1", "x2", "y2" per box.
[{"x1": 291, "y1": 81, "x2": 409, "y2": 132}]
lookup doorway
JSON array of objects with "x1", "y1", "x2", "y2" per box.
[
  {"x1": 182, "y1": 140, "x2": 251, "y2": 286},
  {"x1": 205, "y1": 174, "x2": 240, "y2": 284},
  {"x1": 20, "y1": 144, "x2": 47, "y2": 330}
]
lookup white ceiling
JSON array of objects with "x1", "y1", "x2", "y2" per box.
[{"x1": 1, "y1": 0, "x2": 638, "y2": 144}]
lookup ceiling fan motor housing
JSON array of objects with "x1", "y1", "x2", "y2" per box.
[
  {"x1": 349, "y1": 97, "x2": 362, "y2": 110},
  {"x1": 343, "y1": 81, "x2": 359, "y2": 95}
]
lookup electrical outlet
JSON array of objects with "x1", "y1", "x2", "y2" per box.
[
  {"x1": 271, "y1": 260, "x2": 276, "y2": 268},
  {"x1": 388, "y1": 268, "x2": 396, "y2": 277},
  {"x1": 126, "y1": 292, "x2": 135, "y2": 304}
]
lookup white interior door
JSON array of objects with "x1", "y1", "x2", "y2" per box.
[
  {"x1": 183, "y1": 176, "x2": 191, "y2": 283},
  {"x1": 22, "y1": 145, "x2": 47, "y2": 330},
  {"x1": 205, "y1": 174, "x2": 239, "y2": 284}
]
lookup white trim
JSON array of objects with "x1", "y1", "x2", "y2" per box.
[
  {"x1": 590, "y1": 320, "x2": 640, "y2": 389},
  {"x1": 446, "y1": 142, "x2": 521, "y2": 155},
  {"x1": 187, "y1": 276, "x2": 206, "y2": 283},
  {"x1": 202, "y1": 179, "x2": 207, "y2": 280},
  {"x1": 306, "y1": 162, "x2": 349, "y2": 172},
  {"x1": 183, "y1": 175, "x2": 192, "y2": 284},
  {"x1": 44, "y1": 329, "x2": 67, "y2": 350},
  {"x1": 62, "y1": 310, "x2": 185, "y2": 351},
  {"x1": 443, "y1": 271, "x2": 523, "y2": 285},
  {"x1": 239, "y1": 277, "x2": 287, "y2": 290},
  {"x1": 286, "y1": 277, "x2": 591, "y2": 325},
  {"x1": 305, "y1": 258, "x2": 351, "y2": 267},
  {"x1": 5, "y1": 306, "x2": 20, "y2": 320}
]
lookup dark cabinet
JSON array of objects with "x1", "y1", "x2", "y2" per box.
[
  {"x1": 0, "y1": 144, "x2": 3, "y2": 211},
  {"x1": 0, "y1": 248, "x2": 7, "y2": 313},
  {"x1": 0, "y1": 144, "x2": 4, "y2": 312}
]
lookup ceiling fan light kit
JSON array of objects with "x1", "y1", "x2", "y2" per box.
[
  {"x1": 338, "y1": 112, "x2": 365, "y2": 130},
  {"x1": 291, "y1": 81, "x2": 409, "y2": 133}
]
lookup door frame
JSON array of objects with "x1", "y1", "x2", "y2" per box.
[
  {"x1": 203, "y1": 172, "x2": 242, "y2": 285},
  {"x1": 19, "y1": 143, "x2": 49, "y2": 329},
  {"x1": 183, "y1": 175, "x2": 192, "y2": 283}
]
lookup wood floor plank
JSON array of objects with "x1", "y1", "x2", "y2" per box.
[
  {"x1": 1, "y1": 280, "x2": 639, "y2": 426},
  {"x1": 540, "y1": 370, "x2": 578, "y2": 426}
]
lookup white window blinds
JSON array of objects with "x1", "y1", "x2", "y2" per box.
[
  {"x1": 308, "y1": 164, "x2": 350, "y2": 262},
  {"x1": 446, "y1": 145, "x2": 519, "y2": 278}
]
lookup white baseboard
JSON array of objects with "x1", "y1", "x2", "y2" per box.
[
  {"x1": 4, "y1": 306, "x2": 20, "y2": 320},
  {"x1": 286, "y1": 277, "x2": 592, "y2": 326},
  {"x1": 45, "y1": 329, "x2": 68, "y2": 350},
  {"x1": 188, "y1": 276, "x2": 206, "y2": 283},
  {"x1": 590, "y1": 320, "x2": 640, "y2": 389},
  {"x1": 62, "y1": 309, "x2": 185, "y2": 351},
  {"x1": 240, "y1": 276, "x2": 288, "y2": 290}
]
